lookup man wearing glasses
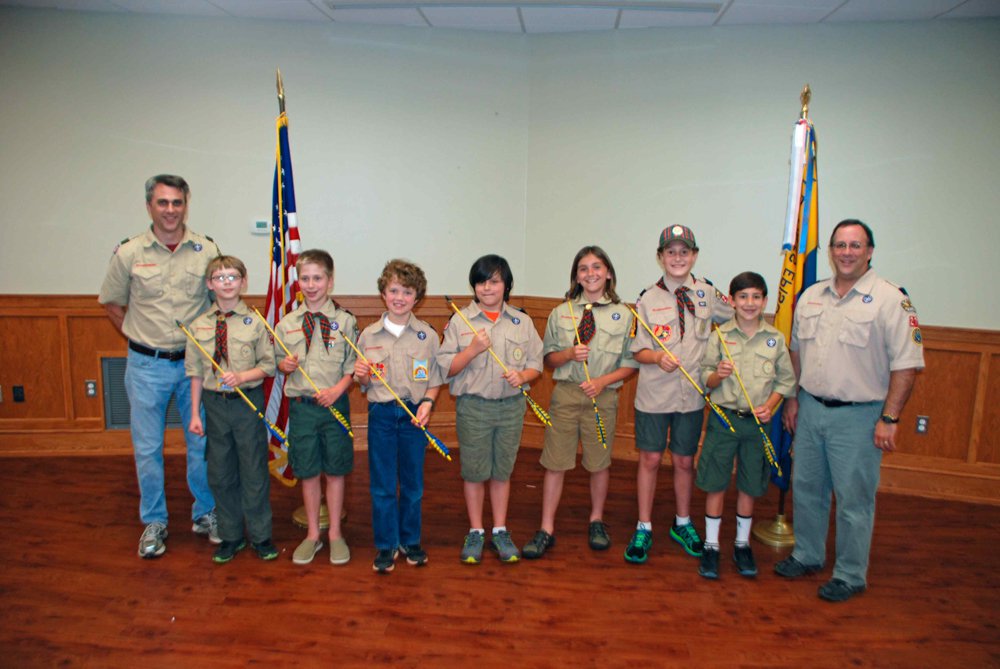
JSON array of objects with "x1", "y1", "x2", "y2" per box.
[
  {"x1": 99, "y1": 174, "x2": 221, "y2": 559},
  {"x1": 775, "y1": 219, "x2": 924, "y2": 602}
]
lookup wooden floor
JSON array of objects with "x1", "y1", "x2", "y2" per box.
[{"x1": 1, "y1": 448, "x2": 998, "y2": 669}]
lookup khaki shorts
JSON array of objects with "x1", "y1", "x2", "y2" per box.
[
  {"x1": 540, "y1": 382, "x2": 618, "y2": 473},
  {"x1": 456, "y1": 394, "x2": 526, "y2": 482}
]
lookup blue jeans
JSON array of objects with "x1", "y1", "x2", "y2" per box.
[
  {"x1": 124, "y1": 349, "x2": 214, "y2": 525},
  {"x1": 367, "y1": 401, "x2": 426, "y2": 550}
]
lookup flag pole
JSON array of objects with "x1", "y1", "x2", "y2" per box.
[
  {"x1": 752, "y1": 85, "x2": 812, "y2": 549},
  {"x1": 273, "y1": 69, "x2": 343, "y2": 530}
]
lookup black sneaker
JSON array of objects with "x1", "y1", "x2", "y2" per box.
[
  {"x1": 669, "y1": 522, "x2": 704, "y2": 557},
  {"x1": 623, "y1": 529, "x2": 652, "y2": 564},
  {"x1": 373, "y1": 548, "x2": 398, "y2": 573},
  {"x1": 733, "y1": 544, "x2": 757, "y2": 577},
  {"x1": 252, "y1": 539, "x2": 279, "y2": 561},
  {"x1": 399, "y1": 544, "x2": 428, "y2": 567},
  {"x1": 588, "y1": 520, "x2": 610, "y2": 551},
  {"x1": 522, "y1": 529, "x2": 555, "y2": 559},
  {"x1": 698, "y1": 547, "x2": 720, "y2": 579},
  {"x1": 774, "y1": 555, "x2": 822, "y2": 579},
  {"x1": 818, "y1": 578, "x2": 866, "y2": 602},
  {"x1": 212, "y1": 539, "x2": 247, "y2": 564}
]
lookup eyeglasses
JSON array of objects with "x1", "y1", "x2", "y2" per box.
[
  {"x1": 831, "y1": 241, "x2": 868, "y2": 251},
  {"x1": 211, "y1": 274, "x2": 242, "y2": 284}
]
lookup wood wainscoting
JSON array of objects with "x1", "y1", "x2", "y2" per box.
[{"x1": 1, "y1": 294, "x2": 998, "y2": 505}]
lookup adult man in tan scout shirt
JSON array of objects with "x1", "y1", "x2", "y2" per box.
[
  {"x1": 776, "y1": 219, "x2": 924, "y2": 602},
  {"x1": 99, "y1": 175, "x2": 221, "y2": 559}
]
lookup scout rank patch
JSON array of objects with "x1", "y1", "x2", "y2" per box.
[
  {"x1": 412, "y1": 359, "x2": 429, "y2": 381},
  {"x1": 369, "y1": 361, "x2": 386, "y2": 379}
]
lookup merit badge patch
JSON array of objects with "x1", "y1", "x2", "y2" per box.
[
  {"x1": 767, "y1": 338, "x2": 777, "y2": 348},
  {"x1": 901, "y1": 299, "x2": 916, "y2": 313},
  {"x1": 512, "y1": 317, "x2": 521, "y2": 325},
  {"x1": 652, "y1": 324, "x2": 671, "y2": 343},
  {"x1": 696, "y1": 290, "x2": 705, "y2": 298},
  {"x1": 611, "y1": 312, "x2": 621, "y2": 321},
  {"x1": 417, "y1": 331, "x2": 426, "y2": 340},
  {"x1": 370, "y1": 362, "x2": 386, "y2": 380},
  {"x1": 243, "y1": 316, "x2": 252, "y2": 325},
  {"x1": 193, "y1": 243, "x2": 203, "y2": 252},
  {"x1": 909, "y1": 315, "x2": 920, "y2": 327},
  {"x1": 412, "y1": 359, "x2": 429, "y2": 381},
  {"x1": 911, "y1": 328, "x2": 923, "y2": 345}
]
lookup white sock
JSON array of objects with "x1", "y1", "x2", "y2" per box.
[
  {"x1": 675, "y1": 515, "x2": 691, "y2": 527},
  {"x1": 637, "y1": 521, "x2": 652, "y2": 532},
  {"x1": 736, "y1": 514, "x2": 752, "y2": 546},
  {"x1": 469, "y1": 528, "x2": 484, "y2": 535},
  {"x1": 705, "y1": 515, "x2": 722, "y2": 549},
  {"x1": 492, "y1": 526, "x2": 507, "y2": 535}
]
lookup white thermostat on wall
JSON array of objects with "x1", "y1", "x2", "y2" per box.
[{"x1": 250, "y1": 220, "x2": 270, "y2": 236}]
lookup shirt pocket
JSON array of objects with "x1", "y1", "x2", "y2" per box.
[
  {"x1": 228, "y1": 332, "x2": 256, "y2": 368},
  {"x1": 182, "y1": 262, "x2": 206, "y2": 299},
  {"x1": 504, "y1": 331, "x2": 530, "y2": 370},
  {"x1": 753, "y1": 348, "x2": 779, "y2": 380},
  {"x1": 132, "y1": 263, "x2": 163, "y2": 299},
  {"x1": 693, "y1": 303, "x2": 712, "y2": 341},
  {"x1": 838, "y1": 309, "x2": 875, "y2": 348},
  {"x1": 596, "y1": 316, "x2": 629, "y2": 355},
  {"x1": 409, "y1": 353, "x2": 432, "y2": 384},
  {"x1": 365, "y1": 348, "x2": 390, "y2": 382},
  {"x1": 796, "y1": 304, "x2": 823, "y2": 341}
]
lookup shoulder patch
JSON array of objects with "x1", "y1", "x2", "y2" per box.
[{"x1": 701, "y1": 276, "x2": 715, "y2": 287}]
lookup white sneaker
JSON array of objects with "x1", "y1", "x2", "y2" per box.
[
  {"x1": 139, "y1": 522, "x2": 168, "y2": 559},
  {"x1": 192, "y1": 511, "x2": 221, "y2": 545}
]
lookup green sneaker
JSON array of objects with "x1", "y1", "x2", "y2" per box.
[
  {"x1": 212, "y1": 539, "x2": 247, "y2": 564},
  {"x1": 522, "y1": 529, "x2": 555, "y2": 559},
  {"x1": 670, "y1": 522, "x2": 704, "y2": 557},
  {"x1": 461, "y1": 532, "x2": 485, "y2": 565},
  {"x1": 252, "y1": 539, "x2": 279, "y2": 561},
  {"x1": 490, "y1": 530, "x2": 520, "y2": 563},
  {"x1": 588, "y1": 520, "x2": 610, "y2": 551},
  {"x1": 624, "y1": 529, "x2": 652, "y2": 564}
]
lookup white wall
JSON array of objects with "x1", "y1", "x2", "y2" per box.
[
  {"x1": 1, "y1": 9, "x2": 997, "y2": 328},
  {"x1": 0, "y1": 9, "x2": 529, "y2": 298},
  {"x1": 526, "y1": 21, "x2": 1000, "y2": 329}
]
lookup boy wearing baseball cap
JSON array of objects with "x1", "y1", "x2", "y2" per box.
[{"x1": 624, "y1": 225, "x2": 734, "y2": 564}]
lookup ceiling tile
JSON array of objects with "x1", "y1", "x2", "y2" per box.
[
  {"x1": 521, "y1": 6, "x2": 618, "y2": 33},
  {"x1": 825, "y1": 0, "x2": 967, "y2": 23},
  {"x1": 421, "y1": 6, "x2": 522, "y2": 32},
  {"x1": 329, "y1": 7, "x2": 426, "y2": 26},
  {"x1": 211, "y1": 0, "x2": 331, "y2": 22}
]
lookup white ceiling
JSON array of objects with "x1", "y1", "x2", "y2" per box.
[{"x1": 1, "y1": 0, "x2": 998, "y2": 34}]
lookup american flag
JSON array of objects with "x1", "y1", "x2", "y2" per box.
[{"x1": 263, "y1": 110, "x2": 302, "y2": 487}]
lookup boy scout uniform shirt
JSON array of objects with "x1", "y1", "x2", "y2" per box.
[
  {"x1": 184, "y1": 300, "x2": 276, "y2": 391},
  {"x1": 700, "y1": 318, "x2": 796, "y2": 411},
  {"x1": 542, "y1": 297, "x2": 638, "y2": 386},
  {"x1": 358, "y1": 312, "x2": 444, "y2": 403},
  {"x1": 630, "y1": 275, "x2": 734, "y2": 414},
  {"x1": 791, "y1": 270, "x2": 925, "y2": 403},
  {"x1": 274, "y1": 300, "x2": 358, "y2": 398},
  {"x1": 438, "y1": 301, "x2": 544, "y2": 400},
  {"x1": 98, "y1": 226, "x2": 221, "y2": 351}
]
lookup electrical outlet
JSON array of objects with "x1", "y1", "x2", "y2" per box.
[
  {"x1": 85, "y1": 380, "x2": 98, "y2": 397},
  {"x1": 916, "y1": 415, "x2": 929, "y2": 434},
  {"x1": 13, "y1": 385, "x2": 25, "y2": 402}
]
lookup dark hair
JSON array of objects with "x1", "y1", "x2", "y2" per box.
[
  {"x1": 829, "y1": 218, "x2": 874, "y2": 268},
  {"x1": 568, "y1": 245, "x2": 620, "y2": 303},
  {"x1": 829, "y1": 218, "x2": 875, "y2": 248},
  {"x1": 377, "y1": 259, "x2": 427, "y2": 301},
  {"x1": 469, "y1": 254, "x2": 513, "y2": 303},
  {"x1": 729, "y1": 271, "x2": 768, "y2": 298},
  {"x1": 145, "y1": 174, "x2": 190, "y2": 203}
]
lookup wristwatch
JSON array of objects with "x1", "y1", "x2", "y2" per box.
[
  {"x1": 880, "y1": 413, "x2": 899, "y2": 424},
  {"x1": 418, "y1": 397, "x2": 435, "y2": 409}
]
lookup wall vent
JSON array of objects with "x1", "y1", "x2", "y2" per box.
[{"x1": 101, "y1": 357, "x2": 183, "y2": 430}]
